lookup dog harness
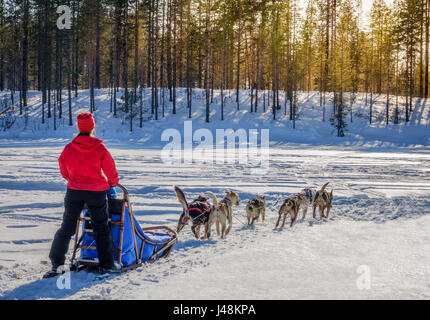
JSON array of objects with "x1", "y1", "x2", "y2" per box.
[
  {"x1": 248, "y1": 198, "x2": 264, "y2": 209},
  {"x1": 183, "y1": 201, "x2": 212, "y2": 225}
]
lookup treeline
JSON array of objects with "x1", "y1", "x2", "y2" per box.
[{"x1": 0, "y1": 0, "x2": 429, "y2": 134}]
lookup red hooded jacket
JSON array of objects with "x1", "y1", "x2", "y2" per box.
[{"x1": 58, "y1": 136, "x2": 119, "y2": 191}]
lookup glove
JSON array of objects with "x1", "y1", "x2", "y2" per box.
[{"x1": 107, "y1": 186, "x2": 117, "y2": 199}]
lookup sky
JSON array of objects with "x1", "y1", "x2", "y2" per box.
[
  {"x1": 362, "y1": 0, "x2": 375, "y2": 14},
  {"x1": 298, "y1": 0, "x2": 395, "y2": 29},
  {"x1": 362, "y1": 0, "x2": 395, "y2": 15}
]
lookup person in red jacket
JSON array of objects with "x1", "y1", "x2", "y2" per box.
[{"x1": 46, "y1": 112, "x2": 120, "y2": 277}]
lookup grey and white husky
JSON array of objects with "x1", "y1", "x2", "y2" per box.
[{"x1": 297, "y1": 182, "x2": 330, "y2": 220}]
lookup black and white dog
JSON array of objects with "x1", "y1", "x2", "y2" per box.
[{"x1": 174, "y1": 186, "x2": 214, "y2": 239}]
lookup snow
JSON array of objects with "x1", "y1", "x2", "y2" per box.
[
  {"x1": 0, "y1": 89, "x2": 429, "y2": 299},
  {"x1": 1, "y1": 88, "x2": 429, "y2": 147}
]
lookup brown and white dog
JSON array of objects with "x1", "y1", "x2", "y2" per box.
[
  {"x1": 275, "y1": 195, "x2": 301, "y2": 228},
  {"x1": 312, "y1": 183, "x2": 333, "y2": 219},
  {"x1": 204, "y1": 191, "x2": 240, "y2": 239},
  {"x1": 297, "y1": 182, "x2": 330, "y2": 220},
  {"x1": 174, "y1": 186, "x2": 214, "y2": 239},
  {"x1": 246, "y1": 195, "x2": 266, "y2": 226}
]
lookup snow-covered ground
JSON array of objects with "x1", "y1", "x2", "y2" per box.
[
  {"x1": 0, "y1": 89, "x2": 429, "y2": 299},
  {"x1": 1, "y1": 88, "x2": 429, "y2": 147}
]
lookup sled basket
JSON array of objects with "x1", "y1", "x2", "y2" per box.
[{"x1": 71, "y1": 184, "x2": 177, "y2": 270}]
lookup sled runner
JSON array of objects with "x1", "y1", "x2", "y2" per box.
[{"x1": 70, "y1": 184, "x2": 177, "y2": 272}]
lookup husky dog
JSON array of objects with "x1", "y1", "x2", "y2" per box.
[
  {"x1": 174, "y1": 186, "x2": 213, "y2": 239},
  {"x1": 204, "y1": 191, "x2": 240, "y2": 239},
  {"x1": 275, "y1": 195, "x2": 301, "y2": 228},
  {"x1": 297, "y1": 182, "x2": 330, "y2": 220},
  {"x1": 312, "y1": 183, "x2": 333, "y2": 219},
  {"x1": 246, "y1": 195, "x2": 266, "y2": 226}
]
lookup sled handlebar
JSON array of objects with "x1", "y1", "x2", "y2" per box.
[{"x1": 116, "y1": 184, "x2": 129, "y2": 200}]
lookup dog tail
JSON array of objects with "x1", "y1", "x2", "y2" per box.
[
  {"x1": 319, "y1": 182, "x2": 330, "y2": 193},
  {"x1": 174, "y1": 186, "x2": 188, "y2": 211},
  {"x1": 204, "y1": 191, "x2": 218, "y2": 207}
]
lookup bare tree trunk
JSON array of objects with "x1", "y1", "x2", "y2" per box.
[
  {"x1": 204, "y1": 0, "x2": 211, "y2": 123},
  {"x1": 395, "y1": 48, "x2": 399, "y2": 124},
  {"x1": 172, "y1": 0, "x2": 177, "y2": 114},
  {"x1": 186, "y1": 0, "x2": 192, "y2": 118},
  {"x1": 0, "y1": 0, "x2": 4, "y2": 91},
  {"x1": 161, "y1": 0, "x2": 166, "y2": 118},
  {"x1": 113, "y1": 1, "x2": 121, "y2": 117},
  {"x1": 419, "y1": 0, "x2": 424, "y2": 98},
  {"x1": 95, "y1": 1, "x2": 101, "y2": 89},
  {"x1": 67, "y1": 0, "x2": 72, "y2": 126},
  {"x1": 147, "y1": 1, "x2": 152, "y2": 89},
  {"x1": 386, "y1": 56, "x2": 390, "y2": 125},
  {"x1": 255, "y1": 23, "x2": 262, "y2": 113},
  {"x1": 22, "y1": 0, "x2": 29, "y2": 115},
  {"x1": 236, "y1": 0, "x2": 241, "y2": 110},
  {"x1": 153, "y1": 0, "x2": 159, "y2": 120},
  {"x1": 221, "y1": 34, "x2": 226, "y2": 121},
  {"x1": 178, "y1": 3, "x2": 184, "y2": 87},
  {"x1": 250, "y1": 34, "x2": 254, "y2": 113},
  {"x1": 425, "y1": 0, "x2": 429, "y2": 98},
  {"x1": 405, "y1": 44, "x2": 409, "y2": 122},
  {"x1": 134, "y1": 0, "x2": 139, "y2": 101},
  {"x1": 167, "y1": 0, "x2": 172, "y2": 101},
  {"x1": 124, "y1": 2, "x2": 129, "y2": 116},
  {"x1": 370, "y1": 36, "x2": 374, "y2": 124}
]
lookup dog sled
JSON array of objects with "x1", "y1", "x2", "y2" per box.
[{"x1": 70, "y1": 184, "x2": 177, "y2": 272}]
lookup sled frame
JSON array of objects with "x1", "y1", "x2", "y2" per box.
[{"x1": 70, "y1": 184, "x2": 177, "y2": 270}]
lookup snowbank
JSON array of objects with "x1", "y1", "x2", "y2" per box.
[{"x1": 0, "y1": 89, "x2": 428, "y2": 149}]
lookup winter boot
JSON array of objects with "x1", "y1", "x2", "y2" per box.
[
  {"x1": 99, "y1": 262, "x2": 122, "y2": 275},
  {"x1": 42, "y1": 266, "x2": 66, "y2": 279}
]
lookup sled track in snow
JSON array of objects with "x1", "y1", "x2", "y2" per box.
[{"x1": 0, "y1": 143, "x2": 429, "y2": 299}]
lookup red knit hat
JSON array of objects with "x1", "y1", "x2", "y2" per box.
[{"x1": 77, "y1": 112, "x2": 95, "y2": 133}]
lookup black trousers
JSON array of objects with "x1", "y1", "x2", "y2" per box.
[{"x1": 49, "y1": 189, "x2": 114, "y2": 269}]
